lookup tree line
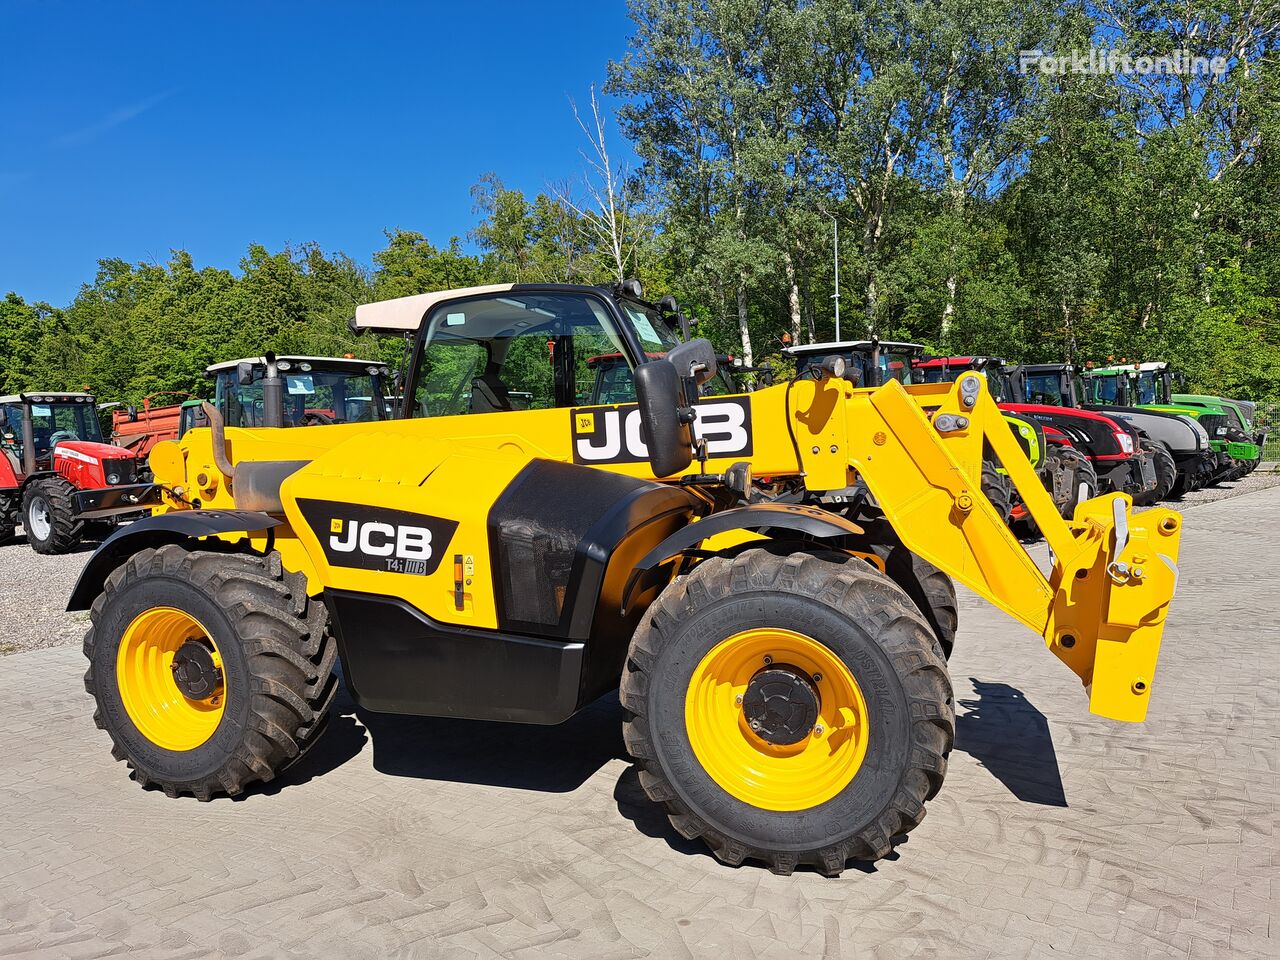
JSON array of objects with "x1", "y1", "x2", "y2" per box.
[{"x1": 2, "y1": 0, "x2": 1277, "y2": 404}]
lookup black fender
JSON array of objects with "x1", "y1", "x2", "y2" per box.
[
  {"x1": 66, "y1": 510, "x2": 280, "y2": 611},
  {"x1": 622, "y1": 502, "x2": 864, "y2": 611}
]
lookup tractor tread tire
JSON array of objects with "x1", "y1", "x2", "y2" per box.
[
  {"x1": 83, "y1": 545, "x2": 337, "y2": 800},
  {"x1": 873, "y1": 544, "x2": 958, "y2": 660},
  {"x1": 1053, "y1": 449, "x2": 1099, "y2": 519},
  {"x1": 1134, "y1": 441, "x2": 1176, "y2": 505},
  {"x1": 23, "y1": 475, "x2": 83, "y2": 555},
  {"x1": 981, "y1": 462, "x2": 1013, "y2": 524},
  {"x1": 622, "y1": 548, "x2": 954, "y2": 877}
]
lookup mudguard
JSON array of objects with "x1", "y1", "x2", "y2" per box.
[
  {"x1": 66, "y1": 510, "x2": 280, "y2": 611},
  {"x1": 623, "y1": 503, "x2": 864, "y2": 610}
]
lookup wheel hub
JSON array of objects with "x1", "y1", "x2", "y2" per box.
[
  {"x1": 741, "y1": 665, "x2": 820, "y2": 745},
  {"x1": 170, "y1": 639, "x2": 223, "y2": 701}
]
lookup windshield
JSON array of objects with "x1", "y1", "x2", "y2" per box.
[
  {"x1": 616, "y1": 300, "x2": 735, "y2": 397},
  {"x1": 1023, "y1": 372, "x2": 1066, "y2": 406},
  {"x1": 1134, "y1": 372, "x2": 1158, "y2": 405},
  {"x1": 877, "y1": 350, "x2": 919, "y2": 385},
  {"x1": 217, "y1": 366, "x2": 388, "y2": 426},
  {"x1": 3, "y1": 401, "x2": 104, "y2": 462},
  {"x1": 411, "y1": 292, "x2": 733, "y2": 418},
  {"x1": 1089, "y1": 375, "x2": 1119, "y2": 403}
]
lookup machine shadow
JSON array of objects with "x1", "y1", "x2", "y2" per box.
[
  {"x1": 355, "y1": 686, "x2": 629, "y2": 794},
  {"x1": 954, "y1": 678, "x2": 1068, "y2": 807}
]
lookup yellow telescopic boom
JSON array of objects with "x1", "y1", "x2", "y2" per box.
[{"x1": 791, "y1": 371, "x2": 1181, "y2": 722}]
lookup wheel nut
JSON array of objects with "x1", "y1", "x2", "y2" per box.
[
  {"x1": 763, "y1": 655, "x2": 773, "y2": 665},
  {"x1": 735, "y1": 694, "x2": 743, "y2": 706},
  {"x1": 813, "y1": 725, "x2": 824, "y2": 737},
  {"x1": 813, "y1": 673, "x2": 822, "y2": 682}
]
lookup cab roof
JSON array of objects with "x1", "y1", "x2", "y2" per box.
[
  {"x1": 205, "y1": 356, "x2": 384, "y2": 375},
  {"x1": 0, "y1": 391, "x2": 95, "y2": 404},
  {"x1": 784, "y1": 340, "x2": 925, "y2": 356},
  {"x1": 352, "y1": 285, "x2": 520, "y2": 332}
]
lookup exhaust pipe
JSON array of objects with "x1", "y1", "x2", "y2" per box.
[
  {"x1": 261, "y1": 352, "x2": 285, "y2": 429},
  {"x1": 201, "y1": 401, "x2": 236, "y2": 486}
]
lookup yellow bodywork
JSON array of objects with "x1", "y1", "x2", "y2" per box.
[{"x1": 148, "y1": 371, "x2": 1181, "y2": 723}]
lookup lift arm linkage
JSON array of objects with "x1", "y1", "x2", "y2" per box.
[{"x1": 813, "y1": 374, "x2": 1182, "y2": 722}]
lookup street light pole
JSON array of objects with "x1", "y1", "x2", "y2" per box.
[{"x1": 832, "y1": 216, "x2": 840, "y2": 341}]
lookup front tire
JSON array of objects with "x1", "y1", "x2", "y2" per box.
[
  {"x1": 83, "y1": 545, "x2": 338, "y2": 800},
  {"x1": 1134, "y1": 441, "x2": 1176, "y2": 505},
  {"x1": 23, "y1": 476, "x2": 82, "y2": 554},
  {"x1": 621, "y1": 548, "x2": 954, "y2": 876}
]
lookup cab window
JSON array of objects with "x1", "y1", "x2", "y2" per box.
[
  {"x1": 412, "y1": 293, "x2": 629, "y2": 417},
  {"x1": 1091, "y1": 375, "x2": 1119, "y2": 403},
  {"x1": 1024, "y1": 373, "x2": 1064, "y2": 405}
]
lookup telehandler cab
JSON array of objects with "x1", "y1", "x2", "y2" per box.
[{"x1": 71, "y1": 283, "x2": 1183, "y2": 876}]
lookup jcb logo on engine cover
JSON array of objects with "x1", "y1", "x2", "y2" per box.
[
  {"x1": 297, "y1": 499, "x2": 458, "y2": 576},
  {"x1": 570, "y1": 397, "x2": 753, "y2": 465}
]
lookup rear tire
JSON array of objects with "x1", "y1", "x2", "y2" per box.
[
  {"x1": 23, "y1": 476, "x2": 83, "y2": 554},
  {"x1": 1134, "y1": 441, "x2": 1176, "y2": 505},
  {"x1": 873, "y1": 543, "x2": 958, "y2": 660},
  {"x1": 621, "y1": 548, "x2": 954, "y2": 876},
  {"x1": 83, "y1": 545, "x2": 338, "y2": 800},
  {"x1": 981, "y1": 461, "x2": 1013, "y2": 523},
  {"x1": 1056, "y1": 451, "x2": 1099, "y2": 519}
]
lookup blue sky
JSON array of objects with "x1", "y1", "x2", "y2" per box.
[{"x1": 0, "y1": 1, "x2": 638, "y2": 306}]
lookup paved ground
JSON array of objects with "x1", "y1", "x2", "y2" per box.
[{"x1": 1, "y1": 487, "x2": 1276, "y2": 958}]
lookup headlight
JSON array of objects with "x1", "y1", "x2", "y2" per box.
[
  {"x1": 1115, "y1": 432, "x2": 1135, "y2": 454},
  {"x1": 299, "y1": 362, "x2": 312, "y2": 372},
  {"x1": 106, "y1": 473, "x2": 121, "y2": 485},
  {"x1": 277, "y1": 360, "x2": 292, "y2": 371}
]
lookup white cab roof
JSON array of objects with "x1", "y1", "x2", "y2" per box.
[
  {"x1": 353, "y1": 285, "x2": 516, "y2": 332},
  {"x1": 0, "y1": 391, "x2": 95, "y2": 404},
  {"x1": 784, "y1": 340, "x2": 925, "y2": 355},
  {"x1": 205, "y1": 356, "x2": 384, "y2": 374}
]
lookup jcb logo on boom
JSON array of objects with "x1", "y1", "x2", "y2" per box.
[
  {"x1": 570, "y1": 397, "x2": 753, "y2": 466},
  {"x1": 297, "y1": 499, "x2": 457, "y2": 577}
]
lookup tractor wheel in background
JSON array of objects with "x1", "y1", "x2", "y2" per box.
[
  {"x1": 621, "y1": 548, "x2": 954, "y2": 876},
  {"x1": 22, "y1": 476, "x2": 83, "y2": 554},
  {"x1": 1133, "y1": 441, "x2": 1176, "y2": 505},
  {"x1": 872, "y1": 543, "x2": 958, "y2": 660},
  {"x1": 83, "y1": 545, "x2": 338, "y2": 800},
  {"x1": 981, "y1": 461, "x2": 1013, "y2": 524},
  {"x1": 0, "y1": 503, "x2": 17, "y2": 545},
  {"x1": 1054, "y1": 449, "x2": 1099, "y2": 519}
]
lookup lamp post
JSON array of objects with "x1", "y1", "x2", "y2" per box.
[{"x1": 824, "y1": 210, "x2": 841, "y2": 341}]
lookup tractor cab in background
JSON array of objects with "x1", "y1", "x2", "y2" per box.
[
  {"x1": 0, "y1": 392, "x2": 145, "y2": 554},
  {"x1": 1085, "y1": 361, "x2": 1262, "y2": 485},
  {"x1": 784, "y1": 340, "x2": 925, "y2": 388},
  {"x1": 207, "y1": 355, "x2": 394, "y2": 427}
]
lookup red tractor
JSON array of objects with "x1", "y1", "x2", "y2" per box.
[
  {"x1": 913, "y1": 357, "x2": 1158, "y2": 506},
  {"x1": 0, "y1": 392, "x2": 146, "y2": 554}
]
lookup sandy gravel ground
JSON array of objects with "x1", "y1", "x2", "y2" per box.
[{"x1": 1, "y1": 469, "x2": 1276, "y2": 658}]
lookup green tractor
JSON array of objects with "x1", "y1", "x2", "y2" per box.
[{"x1": 1085, "y1": 362, "x2": 1262, "y2": 485}]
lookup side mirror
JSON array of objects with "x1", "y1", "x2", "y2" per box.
[
  {"x1": 237, "y1": 361, "x2": 256, "y2": 386},
  {"x1": 635, "y1": 359, "x2": 693, "y2": 478},
  {"x1": 127, "y1": 405, "x2": 138, "y2": 421},
  {"x1": 666, "y1": 338, "x2": 718, "y2": 386}
]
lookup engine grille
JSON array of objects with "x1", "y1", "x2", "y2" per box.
[{"x1": 101, "y1": 456, "x2": 138, "y2": 485}]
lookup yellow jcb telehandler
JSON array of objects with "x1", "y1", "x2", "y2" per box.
[{"x1": 71, "y1": 283, "x2": 1182, "y2": 876}]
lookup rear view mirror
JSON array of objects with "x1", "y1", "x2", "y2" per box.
[
  {"x1": 635, "y1": 360, "x2": 693, "y2": 478},
  {"x1": 237, "y1": 361, "x2": 256, "y2": 386},
  {"x1": 666, "y1": 338, "x2": 718, "y2": 386}
]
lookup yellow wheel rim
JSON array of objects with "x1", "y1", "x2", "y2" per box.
[
  {"x1": 116, "y1": 607, "x2": 225, "y2": 751},
  {"x1": 685, "y1": 628, "x2": 869, "y2": 811}
]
